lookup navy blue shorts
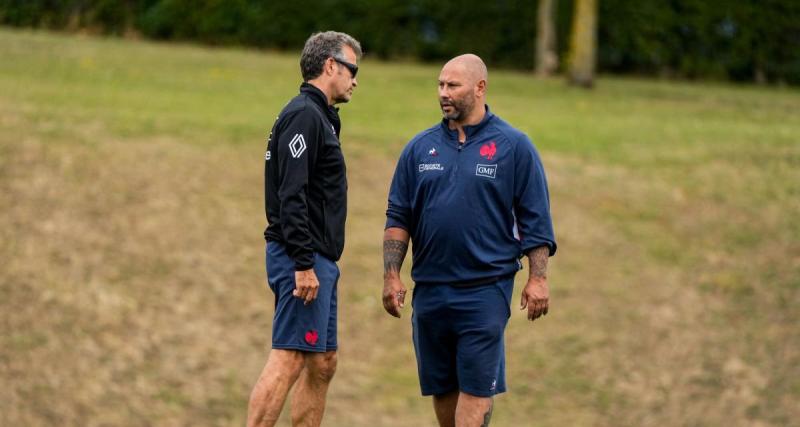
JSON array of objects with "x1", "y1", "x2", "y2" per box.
[
  {"x1": 266, "y1": 242, "x2": 339, "y2": 352},
  {"x1": 411, "y1": 277, "x2": 514, "y2": 397}
]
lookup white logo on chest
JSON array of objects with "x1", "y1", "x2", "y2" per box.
[
  {"x1": 476, "y1": 164, "x2": 497, "y2": 179},
  {"x1": 419, "y1": 163, "x2": 444, "y2": 172}
]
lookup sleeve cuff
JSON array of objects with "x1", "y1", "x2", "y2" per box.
[
  {"x1": 291, "y1": 249, "x2": 315, "y2": 271},
  {"x1": 522, "y1": 241, "x2": 557, "y2": 257},
  {"x1": 385, "y1": 217, "x2": 409, "y2": 231}
]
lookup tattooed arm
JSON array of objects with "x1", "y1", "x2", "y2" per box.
[
  {"x1": 383, "y1": 227, "x2": 410, "y2": 318},
  {"x1": 520, "y1": 245, "x2": 550, "y2": 322}
]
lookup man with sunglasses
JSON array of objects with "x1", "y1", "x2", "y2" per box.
[{"x1": 248, "y1": 31, "x2": 361, "y2": 427}]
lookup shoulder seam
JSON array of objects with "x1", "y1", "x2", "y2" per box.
[
  {"x1": 281, "y1": 98, "x2": 326, "y2": 128},
  {"x1": 489, "y1": 120, "x2": 528, "y2": 148},
  {"x1": 408, "y1": 124, "x2": 441, "y2": 146}
]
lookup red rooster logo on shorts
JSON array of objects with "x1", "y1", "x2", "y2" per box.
[
  {"x1": 304, "y1": 329, "x2": 319, "y2": 346},
  {"x1": 480, "y1": 141, "x2": 497, "y2": 160}
]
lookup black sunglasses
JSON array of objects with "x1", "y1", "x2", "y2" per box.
[{"x1": 333, "y1": 57, "x2": 358, "y2": 78}]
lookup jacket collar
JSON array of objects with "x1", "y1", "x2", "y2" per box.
[
  {"x1": 440, "y1": 105, "x2": 494, "y2": 142},
  {"x1": 300, "y1": 82, "x2": 341, "y2": 137},
  {"x1": 300, "y1": 82, "x2": 330, "y2": 109}
]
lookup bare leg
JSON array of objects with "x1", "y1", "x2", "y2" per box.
[
  {"x1": 290, "y1": 351, "x2": 338, "y2": 427},
  {"x1": 432, "y1": 390, "x2": 459, "y2": 427},
  {"x1": 247, "y1": 349, "x2": 305, "y2": 427},
  {"x1": 455, "y1": 392, "x2": 493, "y2": 427}
]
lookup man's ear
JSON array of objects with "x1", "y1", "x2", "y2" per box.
[
  {"x1": 324, "y1": 57, "x2": 336, "y2": 77},
  {"x1": 476, "y1": 79, "x2": 487, "y2": 98}
]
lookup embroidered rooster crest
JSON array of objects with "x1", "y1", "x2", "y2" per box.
[
  {"x1": 480, "y1": 142, "x2": 497, "y2": 160},
  {"x1": 304, "y1": 329, "x2": 319, "y2": 346},
  {"x1": 429, "y1": 147, "x2": 438, "y2": 156}
]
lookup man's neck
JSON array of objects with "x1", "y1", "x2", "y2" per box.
[
  {"x1": 306, "y1": 79, "x2": 334, "y2": 106},
  {"x1": 448, "y1": 105, "x2": 486, "y2": 143}
]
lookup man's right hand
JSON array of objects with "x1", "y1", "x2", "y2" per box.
[
  {"x1": 382, "y1": 277, "x2": 407, "y2": 318},
  {"x1": 294, "y1": 269, "x2": 320, "y2": 305}
]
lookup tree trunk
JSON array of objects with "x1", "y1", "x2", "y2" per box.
[
  {"x1": 535, "y1": 0, "x2": 558, "y2": 77},
  {"x1": 567, "y1": 0, "x2": 597, "y2": 88}
]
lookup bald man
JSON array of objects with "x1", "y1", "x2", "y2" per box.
[{"x1": 382, "y1": 54, "x2": 557, "y2": 426}]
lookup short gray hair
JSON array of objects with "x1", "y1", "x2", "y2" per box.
[{"x1": 300, "y1": 31, "x2": 362, "y2": 81}]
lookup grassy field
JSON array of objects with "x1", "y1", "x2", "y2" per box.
[{"x1": 1, "y1": 28, "x2": 798, "y2": 426}]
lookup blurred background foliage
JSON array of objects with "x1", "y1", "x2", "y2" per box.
[{"x1": 1, "y1": 0, "x2": 798, "y2": 85}]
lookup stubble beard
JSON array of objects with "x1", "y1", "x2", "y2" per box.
[
  {"x1": 441, "y1": 96, "x2": 474, "y2": 122},
  {"x1": 333, "y1": 90, "x2": 351, "y2": 105}
]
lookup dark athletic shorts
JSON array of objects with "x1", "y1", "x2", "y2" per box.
[
  {"x1": 411, "y1": 276, "x2": 514, "y2": 397},
  {"x1": 266, "y1": 242, "x2": 339, "y2": 352}
]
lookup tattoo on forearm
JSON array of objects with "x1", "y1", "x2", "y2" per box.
[
  {"x1": 481, "y1": 400, "x2": 493, "y2": 427},
  {"x1": 383, "y1": 240, "x2": 408, "y2": 276},
  {"x1": 530, "y1": 246, "x2": 549, "y2": 279}
]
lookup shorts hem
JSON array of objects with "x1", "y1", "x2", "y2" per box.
[
  {"x1": 272, "y1": 344, "x2": 336, "y2": 353},
  {"x1": 421, "y1": 386, "x2": 459, "y2": 397},
  {"x1": 459, "y1": 386, "x2": 507, "y2": 398}
]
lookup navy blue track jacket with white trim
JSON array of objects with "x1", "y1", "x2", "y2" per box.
[{"x1": 385, "y1": 106, "x2": 556, "y2": 284}]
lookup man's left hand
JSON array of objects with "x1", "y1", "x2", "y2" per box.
[{"x1": 520, "y1": 278, "x2": 549, "y2": 321}]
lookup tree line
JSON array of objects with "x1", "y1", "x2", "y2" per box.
[{"x1": 1, "y1": 0, "x2": 798, "y2": 85}]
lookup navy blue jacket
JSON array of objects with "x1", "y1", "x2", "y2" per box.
[
  {"x1": 265, "y1": 83, "x2": 347, "y2": 270},
  {"x1": 385, "y1": 106, "x2": 556, "y2": 284}
]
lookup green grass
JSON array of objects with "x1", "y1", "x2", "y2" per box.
[{"x1": 1, "y1": 27, "x2": 799, "y2": 426}]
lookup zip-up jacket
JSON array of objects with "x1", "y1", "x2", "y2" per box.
[
  {"x1": 265, "y1": 83, "x2": 347, "y2": 270},
  {"x1": 385, "y1": 106, "x2": 556, "y2": 284}
]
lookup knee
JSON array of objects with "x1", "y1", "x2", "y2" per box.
[
  {"x1": 261, "y1": 350, "x2": 305, "y2": 385},
  {"x1": 459, "y1": 391, "x2": 493, "y2": 408},
  {"x1": 309, "y1": 351, "x2": 337, "y2": 383},
  {"x1": 280, "y1": 353, "x2": 306, "y2": 381}
]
